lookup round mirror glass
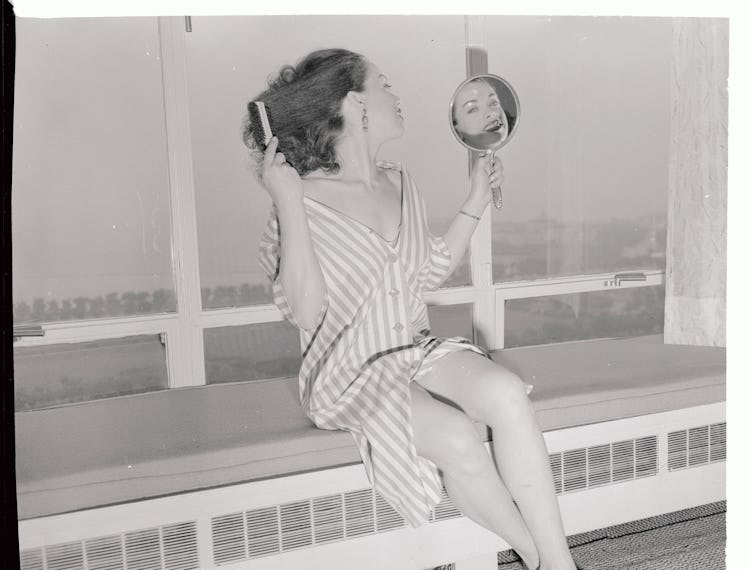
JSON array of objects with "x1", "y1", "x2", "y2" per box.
[{"x1": 449, "y1": 74, "x2": 521, "y2": 152}]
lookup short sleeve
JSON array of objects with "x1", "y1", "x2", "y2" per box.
[
  {"x1": 257, "y1": 205, "x2": 328, "y2": 332},
  {"x1": 401, "y1": 166, "x2": 453, "y2": 292}
]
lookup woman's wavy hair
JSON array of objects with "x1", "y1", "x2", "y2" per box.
[{"x1": 242, "y1": 49, "x2": 369, "y2": 177}]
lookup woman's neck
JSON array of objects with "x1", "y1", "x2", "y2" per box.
[{"x1": 319, "y1": 132, "x2": 381, "y2": 190}]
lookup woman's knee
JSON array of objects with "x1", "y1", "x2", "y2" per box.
[
  {"x1": 425, "y1": 413, "x2": 490, "y2": 476},
  {"x1": 468, "y1": 368, "x2": 534, "y2": 425}
]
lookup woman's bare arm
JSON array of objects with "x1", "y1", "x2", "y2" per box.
[
  {"x1": 442, "y1": 152, "x2": 502, "y2": 275},
  {"x1": 262, "y1": 137, "x2": 327, "y2": 330}
]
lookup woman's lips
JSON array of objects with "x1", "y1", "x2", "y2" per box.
[{"x1": 484, "y1": 119, "x2": 503, "y2": 132}]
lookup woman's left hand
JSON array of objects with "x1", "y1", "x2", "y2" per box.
[{"x1": 469, "y1": 150, "x2": 503, "y2": 208}]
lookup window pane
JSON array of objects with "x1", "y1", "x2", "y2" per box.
[
  {"x1": 186, "y1": 15, "x2": 470, "y2": 311},
  {"x1": 204, "y1": 322, "x2": 302, "y2": 384},
  {"x1": 14, "y1": 335, "x2": 168, "y2": 411},
  {"x1": 427, "y1": 304, "x2": 474, "y2": 340},
  {"x1": 12, "y1": 18, "x2": 175, "y2": 324},
  {"x1": 485, "y1": 17, "x2": 669, "y2": 283},
  {"x1": 504, "y1": 286, "x2": 665, "y2": 349}
]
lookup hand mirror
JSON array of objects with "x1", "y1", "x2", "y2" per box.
[{"x1": 449, "y1": 74, "x2": 521, "y2": 208}]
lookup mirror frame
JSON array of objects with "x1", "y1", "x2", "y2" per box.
[{"x1": 448, "y1": 73, "x2": 521, "y2": 152}]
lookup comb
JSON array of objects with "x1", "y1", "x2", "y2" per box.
[{"x1": 249, "y1": 101, "x2": 273, "y2": 149}]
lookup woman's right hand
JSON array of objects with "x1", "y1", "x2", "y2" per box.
[{"x1": 261, "y1": 137, "x2": 304, "y2": 205}]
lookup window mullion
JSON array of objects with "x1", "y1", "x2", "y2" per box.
[
  {"x1": 159, "y1": 16, "x2": 205, "y2": 388},
  {"x1": 464, "y1": 15, "x2": 496, "y2": 349}
]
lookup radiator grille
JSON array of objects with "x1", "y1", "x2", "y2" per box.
[
  {"x1": 668, "y1": 422, "x2": 726, "y2": 471},
  {"x1": 46, "y1": 541, "x2": 83, "y2": 570},
  {"x1": 22, "y1": 422, "x2": 725, "y2": 567},
  {"x1": 550, "y1": 435, "x2": 658, "y2": 495},
  {"x1": 211, "y1": 488, "x2": 445, "y2": 564},
  {"x1": 313, "y1": 495, "x2": 345, "y2": 543},
  {"x1": 343, "y1": 489, "x2": 375, "y2": 538},
  {"x1": 280, "y1": 500, "x2": 313, "y2": 551},
  {"x1": 86, "y1": 535, "x2": 123, "y2": 570},
  {"x1": 20, "y1": 522, "x2": 199, "y2": 570}
]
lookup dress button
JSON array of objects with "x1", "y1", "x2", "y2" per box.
[
  {"x1": 388, "y1": 253, "x2": 398, "y2": 263},
  {"x1": 393, "y1": 323, "x2": 404, "y2": 332},
  {"x1": 389, "y1": 288, "x2": 400, "y2": 298}
]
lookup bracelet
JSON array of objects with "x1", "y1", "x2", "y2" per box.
[{"x1": 459, "y1": 209, "x2": 482, "y2": 221}]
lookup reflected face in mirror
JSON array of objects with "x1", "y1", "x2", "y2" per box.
[
  {"x1": 453, "y1": 79, "x2": 509, "y2": 147},
  {"x1": 449, "y1": 74, "x2": 519, "y2": 152}
]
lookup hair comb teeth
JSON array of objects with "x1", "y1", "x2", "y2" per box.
[{"x1": 249, "y1": 101, "x2": 273, "y2": 149}]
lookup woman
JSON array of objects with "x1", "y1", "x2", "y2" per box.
[
  {"x1": 245, "y1": 49, "x2": 581, "y2": 570},
  {"x1": 452, "y1": 77, "x2": 514, "y2": 148}
]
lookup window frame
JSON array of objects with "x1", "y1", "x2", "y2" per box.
[{"x1": 12, "y1": 16, "x2": 665, "y2": 393}]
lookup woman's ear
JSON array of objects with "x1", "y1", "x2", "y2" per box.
[
  {"x1": 345, "y1": 90, "x2": 367, "y2": 108},
  {"x1": 340, "y1": 91, "x2": 367, "y2": 127}
]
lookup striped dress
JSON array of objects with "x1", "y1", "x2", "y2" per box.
[{"x1": 258, "y1": 161, "x2": 491, "y2": 526}]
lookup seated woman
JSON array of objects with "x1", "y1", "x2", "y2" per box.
[{"x1": 245, "y1": 48, "x2": 582, "y2": 570}]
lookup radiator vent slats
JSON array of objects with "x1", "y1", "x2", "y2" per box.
[
  {"x1": 124, "y1": 528, "x2": 162, "y2": 570},
  {"x1": 432, "y1": 487, "x2": 462, "y2": 521},
  {"x1": 374, "y1": 493, "x2": 405, "y2": 532},
  {"x1": 162, "y1": 522, "x2": 199, "y2": 570},
  {"x1": 562, "y1": 448, "x2": 587, "y2": 492},
  {"x1": 551, "y1": 435, "x2": 659, "y2": 496},
  {"x1": 280, "y1": 501, "x2": 313, "y2": 551},
  {"x1": 710, "y1": 423, "x2": 726, "y2": 462},
  {"x1": 247, "y1": 506, "x2": 280, "y2": 558},
  {"x1": 20, "y1": 521, "x2": 199, "y2": 570},
  {"x1": 85, "y1": 535, "x2": 123, "y2": 570},
  {"x1": 588, "y1": 444, "x2": 612, "y2": 487},
  {"x1": 46, "y1": 541, "x2": 84, "y2": 570},
  {"x1": 343, "y1": 489, "x2": 375, "y2": 538},
  {"x1": 211, "y1": 512, "x2": 246, "y2": 565},
  {"x1": 668, "y1": 422, "x2": 726, "y2": 471},
  {"x1": 20, "y1": 549, "x2": 44, "y2": 570},
  {"x1": 313, "y1": 495, "x2": 345, "y2": 543}
]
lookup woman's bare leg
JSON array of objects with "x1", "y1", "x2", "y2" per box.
[
  {"x1": 416, "y1": 350, "x2": 576, "y2": 570},
  {"x1": 409, "y1": 382, "x2": 540, "y2": 570}
]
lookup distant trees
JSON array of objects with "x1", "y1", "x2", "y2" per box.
[
  {"x1": 14, "y1": 215, "x2": 665, "y2": 325},
  {"x1": 13, "y1": 282, "x2": 273, "y2": 324}
]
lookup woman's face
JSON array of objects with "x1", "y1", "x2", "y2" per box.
[
  {"x1": 360, "y1": 62, "x2": 404, "y2": 140},
  {"x1": 453, "y1": 80, "x2": 508, "y2": 143}
]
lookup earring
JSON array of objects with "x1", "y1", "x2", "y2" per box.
[{"x1": 362, "y1": 107, "x2": 369, "y2": 132}]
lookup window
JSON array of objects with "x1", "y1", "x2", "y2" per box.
[
  {"x1": 484, "y1": 16, "x2": 669, "y2": 346},
  {"x1": 14, "y1": 336, "x2": 168, "y2": 411},
  {"x1": 13, "y1": 15, "x2": 669, "y2": 410},
  {"x1": 504, "y1": 286, "x2": 665, "y2": 348},
  {"x1": 12, "y1": 18, "x2": 175, "y2": 325},
  {"x1": 204, "y1": 322, "x2": 301, "y2": 384}
]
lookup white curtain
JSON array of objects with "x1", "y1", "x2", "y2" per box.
[{"x1": 664, "y1": 18, "x2": 728, "y2": 347}]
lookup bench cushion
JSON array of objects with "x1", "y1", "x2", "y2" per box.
[{"x1": 15, "y1": 334, "x2": 725, "y2": 520}]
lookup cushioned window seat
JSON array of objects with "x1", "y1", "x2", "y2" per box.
[{"x1": 15, "y1": 334, "x2": 725, "y2": 521}]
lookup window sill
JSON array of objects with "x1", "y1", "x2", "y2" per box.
[{"x1": 15, "y1": 334, "x2": 725, "y2": 520}]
